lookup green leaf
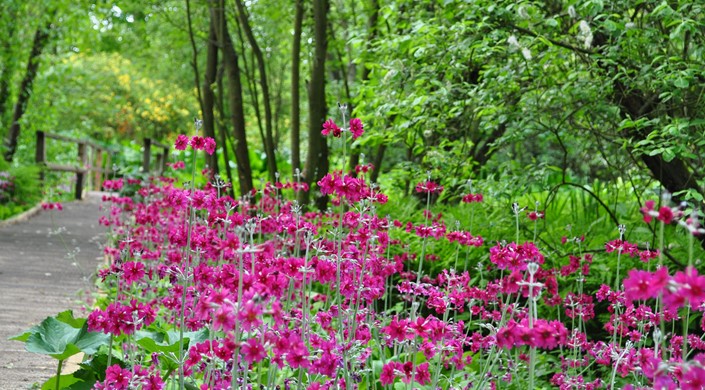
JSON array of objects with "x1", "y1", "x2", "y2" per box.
[
  {"x1": 674, "y1": 78, "x2": 689, "y2": 88},
  {"x1": 41, "y1": 374, "x2": 83, "y2": 390},
  {"x1": 16, "y1": 313, "x2": 109, "y2": 360}
]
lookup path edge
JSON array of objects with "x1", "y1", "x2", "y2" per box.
[{"x1": 0, "y1": 202, "x2": 44, "y2": 228}]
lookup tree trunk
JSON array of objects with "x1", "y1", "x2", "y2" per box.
[
  {"x1": 370, "y1": 143, "x2": 386, "y2": 183},
  {"x1": 349, "y1": 0, "x2": 381, "y2": 175},
  {"x1": 291, "y1": 0, "x2": 304, "y2": 177},
  {"x1": 201, "y1": 18, "x2": 219, "y2": 178},
  {"x1": 211, "y1": 1, "x2": 253, "y2": 197},
  {"x1": 3, "y1": 19, "x2": 52, "y2": 162},
  {"x1": 301, "y1": 0, "x2": 329, "y2": 210},
  {"x1": 234, "y1": 0, "x2": 278, "y2": 183},
  {"x1": 215, "y1": 59, "x2": 235, "y2": 198}
]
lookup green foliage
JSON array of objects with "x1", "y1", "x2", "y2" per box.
[
  {"x1": 11, "y1": 310, "x2": 110, "y2": 360},
  {"x1": 0, "y1": 159, "x2": 42, "y2": 220}
]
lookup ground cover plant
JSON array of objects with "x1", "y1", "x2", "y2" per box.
[{"x1": 13, "y1": 118, "x2": 705, "y2": 390}]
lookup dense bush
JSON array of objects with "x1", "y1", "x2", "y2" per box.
[{"x1": 0, "y1": 160, "x2": 42, "y2": 220}]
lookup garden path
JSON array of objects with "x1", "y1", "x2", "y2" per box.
[{"x1": 0, "y1": 192, "x2": 108, "y2": 389}]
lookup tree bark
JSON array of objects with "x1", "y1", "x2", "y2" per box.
[
  {"x1": 348, "y1": 0, "x2": 381, "y2": 175},
  {"x1": 215, "y1": 60, "x2": 235, "y2": 198},
  {"x1": 290, "y1": 0, "x2": 304, "y2": 177},
  {"x1": 234, "y1": 0, "x2": 278, "y2": 183},
  {"x1": 3, "y1": 19, "x2": 53, "y2": 162},
  {"x1": 211, "y1": 0, "x2": 253, "y2": 196},
  {"x1": 301, "y1": 0, "x2": 329, "y2": 210},
  {"x1": 201, "y1": 17, "x2": 219, "y2": 178}
]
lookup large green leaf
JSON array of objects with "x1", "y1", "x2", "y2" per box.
[{"x1": 11, "y1": 311, "x2": 109, "y2": 360}]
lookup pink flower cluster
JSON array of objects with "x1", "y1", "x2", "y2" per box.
[
  {"x1": 321, "y1": 118, "x2": 364, "y2": 139},
  {"x1": 318, "y1": 170, "x2": 387, "y2": 204},
  {"x1": 461, "y1": 192, "x2": 483, "y2": 203},
  {"x1": 415, "y1": 180, "x2": 444, "y2": 194},
  {"x1": 174, "y1": 134, "x2": 216, "y2": 155},
  {"x1": 81, "y1": 153, "x2": 705, "y2": 389},
  {"x1": 93, "y1": 364, "x2": 163, "y2": 390}
]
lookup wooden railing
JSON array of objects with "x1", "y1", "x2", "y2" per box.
[
  {"x1": 142, "y1": 138, "x2": 169, "y2": 175},
  {"x1": 35, "y1": 131, "x2": 115, "y2": 200},
  {"x1": 35, "y1": 132, "x2": 172, "y2": 200}
]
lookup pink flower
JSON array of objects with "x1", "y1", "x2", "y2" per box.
[
  {"x1": 241, "y1": 338, "x2": 267, "y2": 364},
  {"x1": 174, "y1": 134, "x2": 189, "y2": 150},
  {"x1": 321, "y1": 119, "x2": 341, "y2": 137},
  {"x1": 414, "y1": 362, "x2": 431, "y2": 385},
  {"x1": 380, "y1": 362, "x2": 397, "y2": 385},
  {"x1": 658, "y1": 206, "x2": 674, "y2": 224},
  {"x1": 623, "y1": 267, "x2": 669, "y2": 302},
  {"x1": 204, "y1": 137, "x2": 216, "y2": 155},
  {"x1": 382, "y1": 316, "x2": 409, "y2": 342},
  {"x1": 527, "y1": 211, "x2": 544, "y2": 221},
  {"x1": 190, "y1": 136, "x2": 206, "y2": 150},
  {"x1": 640, "y1": 199, "x2": 655, "y2": 223},
  {"x1": 415, "y1": 180, "x2": 444, "y2": 194},
  {"x1": 349, "y1": 118, "x2": 364, "y2": 139},
  {"x1": 462, "y1": 193, "x2": 483, "y2": 203},
  {"x1": 122, "y1": 261, "x2": 145, "y2": 284}
]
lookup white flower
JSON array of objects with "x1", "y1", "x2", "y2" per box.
[
  {"x1": 507, "y1": 35, "x2": 520, "y2": 51},
  {"x1": 568, "y1": 5, "x2": 577, "y2": 18},
  {"x1": 522, "y1": 47, "x2": 532, "y2": 60}
]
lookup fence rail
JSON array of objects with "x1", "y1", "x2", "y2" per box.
[
  {"x1": 35, "y1": 131, "x2": 115, "y2": 200},
  {"x1": 35, "y1": 132, "x2": 171, "y2": 200}
]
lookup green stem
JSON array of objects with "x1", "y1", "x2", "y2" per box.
[{"x1": 55, "y1": 359, "x2": 63, "y2": 390}]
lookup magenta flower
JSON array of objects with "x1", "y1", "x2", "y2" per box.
[
  {"x1": 415, "y1": 180, "x2": 444, "y2": 194},
  {"x1": 190, "y1": 136, "x2": 206, "y2": 150},
  {"x1": 623, "y1": 267, "x2": 668, "y2": 302},
  {"x1": 204, "y1": 137, "x2": 216, "y2": 155},
  {"x1": 122, "y1": 261, "x2": 145, "y2": 284},
  {"x1": 321, "y1": 119, "x2": 341, "y2": 137},
  {"x1": 241, "y1": 338, "x2": 267, "y2": 364},
  {"x1": 349, "y1": 118, "x2": 364, "y2": 139},
  {"x1": 174, "y1": 134, "x2": 189, "y2": 150}
]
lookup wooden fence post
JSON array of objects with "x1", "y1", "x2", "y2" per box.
[
  {"x1": 35, "y1": 130, "x2": 46, "y2": 183},
  {"x1": 76, "y1": 142, "x2": 87, "y2": 200},
  {"x1": 143, "y1": 138, "x2": 152, "y2": 173}
]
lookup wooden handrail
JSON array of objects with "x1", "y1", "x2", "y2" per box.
[{"x1": 35, "y1": 130, "x2": 115, "y2": 200}]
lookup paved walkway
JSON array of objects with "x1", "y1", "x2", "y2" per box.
[{"x1": 0, "y1": 192, "x2": 108, "y2": 389}]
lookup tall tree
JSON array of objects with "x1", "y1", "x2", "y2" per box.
[
  {"x1": 234, "y1": 0, "x2": 278, "y2": 183},
  {"x1": 211, "y1": 0, "x2": 253, "y2": 196},
  {"x1": 302, "y1": 0, "x2": 329, "y2": 209},
  {"x1": 290, "y1": 0, "x2": 304, "y2": 177},
  {"x1": 201, "y1": 16, "x2": 219, "y2": 177},
  {"x1": 3, "y1": 16, "x2": 54, "y2": 162}
]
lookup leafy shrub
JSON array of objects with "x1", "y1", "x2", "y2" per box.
[{"x1": 0, "y1": 160, "x2": 42, "y2": 220}]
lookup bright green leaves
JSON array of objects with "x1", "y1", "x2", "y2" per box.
[{"x1": 11, "y1": 310, "x2": 109, "y2": 360}]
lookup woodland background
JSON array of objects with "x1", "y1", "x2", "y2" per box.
[{"x1": 1, "y1": 0, "x2": 704, "y2": 250}]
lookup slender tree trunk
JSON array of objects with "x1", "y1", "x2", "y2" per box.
[
  {"x1": 234, "y1": 0, "x2": 278, "y2": 182},
  {"x1": 291, "y1": 0, "x2": 304, "y2": 177},
  {"x1": 301, "y1": 0, "x2": 329, "y2": 209},
  {"x1": 201, "y1": 18, "x2": 219, "y2": 177},
  {"x1": 234, "y1": 21, "x2": 268, "y2": 174},
  {"x1": 185, "y1": 0, "x2": 204, "y2": 115},
  {"x1": 348, "y1": 0, "x2": 380, "y2": 174},
  {"x1": 370, "y1": 143, "x2": 386, "y2": 183},
  {"x1": 3, "y1": 19, "x2": 53, "y2": 162},
  {"x1": 211, "y1": 0, "x2": 253, "y2": 196},
  {"x1": 215, "y1": 61, "x2": 235, "y2": 198}
]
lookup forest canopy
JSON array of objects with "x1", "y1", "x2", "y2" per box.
[{"x1": 1, "y1": 0, "x2": 703, "y2": 207}]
